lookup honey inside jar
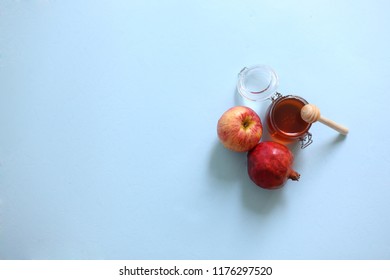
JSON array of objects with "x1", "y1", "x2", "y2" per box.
[{"x1": 266, "y1": 95, "x2": 311, "y2": 143}]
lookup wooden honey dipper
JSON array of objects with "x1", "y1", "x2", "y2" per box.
[{"x1": 300, "y1": 104, "x2": 349, "y2": 135}]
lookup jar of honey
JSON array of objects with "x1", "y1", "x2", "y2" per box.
[{"x1": 237, "y1": 65, "x2": 313, "y2": 148}]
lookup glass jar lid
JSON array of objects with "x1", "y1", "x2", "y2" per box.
[{"x1": 237, "y1": 64, "x2": 279, "y2": 102}]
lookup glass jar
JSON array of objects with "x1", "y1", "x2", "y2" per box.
[{"x1": 237, "y1": 65, "x2": 313, "y2": 148}]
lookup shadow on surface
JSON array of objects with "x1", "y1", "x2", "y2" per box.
[
  {"x1": 209, "y1": 140, "x2": 285, "y2": 214},
  {"x1": 329, "y1": 133, "x2": 348, "y2": 145},
  {"x1": 240, "y1": 173, "x2": 285, "y2": 214},
  {"x1": 208, "y1": 140, "x2": 246, "y2": 186},
  {"x1": 310, "y1": 133, "x2": 348, "y2": 164}
]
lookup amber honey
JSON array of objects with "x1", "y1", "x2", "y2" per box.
[{"x1": 266, "y1": 95, "x2": 311, "y2": 143}]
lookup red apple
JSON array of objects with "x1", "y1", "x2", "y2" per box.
[{"x1": 217, "y1": 106, "x2": 263, "y2": 152}]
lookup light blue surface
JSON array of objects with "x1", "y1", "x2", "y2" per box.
[{"x1": 1, "y1": 0, "x2": 390, "y2": 260}]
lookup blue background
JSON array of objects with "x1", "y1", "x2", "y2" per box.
[{"x1": 1, "y1": 0, "x2": 390, "y2": 259}]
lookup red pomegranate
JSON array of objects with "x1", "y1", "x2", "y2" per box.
[{"x1": 247, "y1": 141, "x2": 300, "y2": 189}]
